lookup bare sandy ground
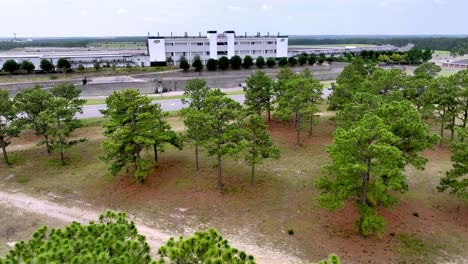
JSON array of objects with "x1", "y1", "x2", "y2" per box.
[{"x1": 0, "y1": 190, "x2": 304, "y2": 264}]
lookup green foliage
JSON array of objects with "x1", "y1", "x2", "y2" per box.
[
  {"x1": 40, "y1": 84, "x2": 87, "y2": 165},
  {"x1": 242, "y1": 114, "x2": 280, "y2": 185},
  {"x1": 20, "y1": 60, "x2": 35, "y2": 73},
  {"x1": 328, "y1": 59, "x2": 374, "y2": 111},
  {"x1": 422, "y1": 48, "x2": 433, "y2": 62},
  {"x1": 100, "y1": 90, "x2": 164, "y2": 183},
  {"x1": 206, "y1": 58, "x2": 218, "y2": 71},
  {"x1": 0, "y1": 89, "x2": 23, "y2": 165},
  {"x1": 94, "y1": 62, "x2": 101, "y2": 71},
  {"x1": 179, "y1": 56, "x2": 190, "y2": 71},
  {"x1": 192, "y1": 55, "x2": 203, "y2": 72},
  {"x1": 158, "y1": 229, "x2": 255, "y2": 264},
  {"x1": 255, "y1": 56, "x2": 265, "y2": 68},
  {"x1": 266, "y1": 57, "x2": 276, "y2": 68},
  {"x1": 230, "y1": 55, "x2": 242, "y2": 70},
  {"x1": 438, "y1": 127, "x2": 468, "y2": 200},
  {"x1": 180, "y1": 79, "x2": 211, "y2": 170},
  {"x1": 200, "y1": 89, "x2": 244, "y2": 192},
  {"x1": 298, "y1": 55, "x2": 308, "y2": 66},
  {"x1": 244, "y1": 70, "x2": 274, "y2": 119},
  {"x1": 308, "y1": 55, "x2": 317, "y2": 65},
  {"x1": 288, "y1": 57, "x2": 298, "y2": 66},
  {"x1": 317, "y1": 254, "x2": 341, "y2": 264},
  {"x1": 317, "y1": 114, "x2": 406, "y2": 236},
  {"x1": 413, "y1": 63, "x2": 441, "y2": 79},
  {"x1": 181, "y1": 79, "x2": 211, "y2": 111},
  {"x1": 275, "y1": 69, "x2": 323, "y2": 145},
  {"x1": 243, "y1": 55, "x2": 254, "y2": 69},
  {"x1": 424, "y1": 76, "x2": 460, "y2": 144},
  {"x1": 40, "y1": 59, "x2": 54, "y2": 73},
  {"x1": 77, "y1": 64, "x2": 85, "y2": 72},
  {"x1": 407, "y1": 48, "x2": 423, "y2": 65},
  {"x1": 57, "y1": 58, "x2": 71, "y2": 72},
  {"x1": 150, "y1": 104, "x2": 182, "y2": 164},
  {"x1": 0, "y1": 211, "x2": 155, "y2": 264},
  {"x1": 278, "y1": 57, "x2": 288, "y2": 67},
  {"x1": 14, "y1": 86, "x2": 54, "y2": 154},
  {"x1": 218, "y1": 56, "x2": 230, "y2": 70},
  {"x1": 2, "y1": 59, "x2": 20, "y2": 74}
]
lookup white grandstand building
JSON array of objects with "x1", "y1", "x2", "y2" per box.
[{"x1": 147, "y1": 30, "x2": 289, "y2": 65}]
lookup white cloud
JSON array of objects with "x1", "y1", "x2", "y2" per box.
[
  {"x1": 261, "y1": 3, "x2": 269, "y2": 10},
  {"x1": 116, "y1": 7, "x2": 127, "y2": 15},
  {"x1": 143, "y1": 16, "x2": 155, "y2": 22},
  {"x1": 227, "y1": 5, "x2": 241, "y2": 11}
]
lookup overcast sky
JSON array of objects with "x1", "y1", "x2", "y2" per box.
[{"x1": 1, "y1": 0, "x2": 466, "y2": 37}]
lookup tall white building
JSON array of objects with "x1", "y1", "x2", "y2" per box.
[{"x1": 147, "y1": 30, "x2": 288, "y2": 65}]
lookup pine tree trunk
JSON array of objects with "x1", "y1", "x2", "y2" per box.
[
  {"x1": 267, "y1": 104, "x2": 271, "y2": 121},
  {"x1": 217, "y1": 153, "x2": 222, "y2": 193},
  {"x1": 195, "y1": 145, "x2": 199, "y2": 171},
  {"x1": 44, "y1": 135, "x2": 51, "y2": 154},
  {"x1": 60, "y1": 150, "x2": 65, "y2": 166},
  {"x1": 450, "y1": 116, "x2": 456, "y2": 143},
  {"x1": 358, "y1": 158, "x2": 370, "y2": 237},
  {"x1": 308, "y1": 113, "x2": 313, "y2": 137},
  {"x1": 1, "y1": 143, "x2": 9, "y2": 165},
  {"x1": 251, "y1": 164, "x2": 255, "y2": 186},
  {"x1": 154, "y1": 144, "x2": 158, "y2": 165},
  {"x1": 440, "y1": 123, "x2": 445, "y2": 146},
  {"x1": 296, "y1": 113, "x2": 301, "y2": 146}
]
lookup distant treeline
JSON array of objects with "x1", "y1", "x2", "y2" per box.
[
  {"x1": 1, "y1": 36, "x2": 467, "y2": 55},
  {"x1": 0, "y1": 37, "x2": 147, "y2": 50},
  {"x1": 289, "y1": 36, "x2": 468, "y2": 55}
]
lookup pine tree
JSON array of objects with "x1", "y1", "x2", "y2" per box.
[
  {"x1": 243, "y1": 114, "x2": 280, "y2": 185},
  {"x1": 201, "y1": 89, "x2": 244, "y2": 192},
  {"x1": 275, "y1": 70, "x2": 323, "y2": 145},
  {"x1": 244, "y1": 70, "x2": 274, "y2": 120},
  {"x1": 438, "y1": 127, "x2": 468, "y2": 200},
  {"x1": 158, "y1": 229, "x2": 255, "y2": 263},
  {"x1": 100, "y1": 90, "x2": 159, "y2": 183},
  {"x1": 181, "y1": 79, "x2": 211, "y2": 171},
  {"x1": 14, "y1": 86, "x2": 54, "y2": 154},
  {"x1": 0, "y1": 89, "x2": 23, "y2": 165},
  {"x1": 317, "y1": 114, "x2": 406, "y2": 236}
]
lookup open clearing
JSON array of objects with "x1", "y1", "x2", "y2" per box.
[{"x1": 1, "y1": 104, "x2": 467, "y2": 263}]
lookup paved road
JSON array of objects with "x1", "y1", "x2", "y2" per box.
[
  {"x1": 77, "y1": 94, "x2": 246, "y2": 119},
  {"x1": 77, "y1": 89, "x2": 332, "y2": 119}
]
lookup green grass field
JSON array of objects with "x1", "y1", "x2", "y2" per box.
[{"x1": 1, "y1": 103, "x2": 466, "y2": 263}]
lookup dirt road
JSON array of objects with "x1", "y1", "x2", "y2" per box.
[{"x1": 0, "y1": 190, "x2": 303, "y2": 264}]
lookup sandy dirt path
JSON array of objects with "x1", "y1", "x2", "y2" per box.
[{"x1": 0, "y1": 190, "x2": 303, "y2": 264}]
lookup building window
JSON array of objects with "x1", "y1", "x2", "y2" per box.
[
  {"x1": 206, "y1": 51, "x2": 210, "y2": 55},
  {"x1": 234, "y1": 42, "x2": 238, "y2": 45},
  {"x1": 217, "y1": 42, "x2": 227, "y2": 45},
  {"x1": 251, "y1": 42, "x2": 255, "y2": 45},
  {"x1": 267, "y1": 41, "x2": 273, "y2": 44},
  {"x1": 197, "y1": 42, "x2": 203, "y2": 46}
]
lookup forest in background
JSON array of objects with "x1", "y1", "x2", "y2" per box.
[{"x1": 0, "y1": 35, "x2": 467, "y2": 55}]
